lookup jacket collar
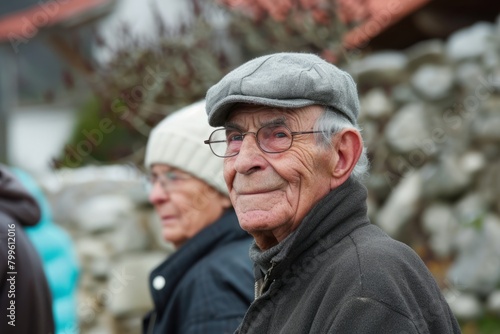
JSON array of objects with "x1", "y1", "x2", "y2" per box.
[
  {"x1": 149, "y1": 209, "x2": 248, "y2": 311},
  {"x1": 250, "y1": 177, "x2": 370, "y2": 283}
]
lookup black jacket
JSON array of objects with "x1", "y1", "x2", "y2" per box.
[
  {"x1": 237, "y1": 178, "x2": 461, "y2": 334},
  {"x1": 143, "y1": 209, "x2": 254, "y2": 334},
  {"x1": 0, "y1": 165, "x2": 55, "y2": 334}
]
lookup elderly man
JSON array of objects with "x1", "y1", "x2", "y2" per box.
[{"x1": 203, "y1": 53, "x2": 461, "y2": 333}]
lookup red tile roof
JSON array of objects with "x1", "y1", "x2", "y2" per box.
[
  {"x1": 0, "y1": 0, "x2": 430, "y2": 50},
  {"x1": 341, "y1": 0, "x2": 430, "y2": 49},
  {"x1": 0, "y1": 0, "x2": 112, "y2": 43}
]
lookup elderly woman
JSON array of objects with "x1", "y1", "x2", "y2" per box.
[{"x1": 142, "y1": 101, "x2": 253, "y2": 334}]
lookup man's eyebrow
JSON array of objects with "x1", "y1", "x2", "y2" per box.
[
  {"x1": 225, "y1": 116, "x2": 287, "y2": 130},
  {"x1": 224, "y1": 121, "x2": 244, "y2": 131},
  {"x1": 262, "y1": 117, "x2": 287, "y2": 127}
]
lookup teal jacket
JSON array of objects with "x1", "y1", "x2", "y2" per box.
[{"x1": 12, "y1": 168, "x2": 80, "y2": 334}]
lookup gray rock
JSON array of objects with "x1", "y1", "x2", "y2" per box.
[
  {"x1": 411, "y1": 65, "x2": 454, "y2": 101},
  {"x1": 43, "y1": 165, "x2": 146, "y2": 192},
  {"x1": 482, "y1": 46, "x2": 499, "y2": 70},
  {"x1": 444, "y1": 290, "x2": 483, "y2": 320},
  {"x1": 365, "y1": 170, "x2": 393, "y2": 203},
  {"x1": 114, "y1": 316, "x2": 144, "y2": 334},
  {"x1": 89, "y1": 257, "x2": 111, "y2": 280},
  {"x1": 454, "y1": 192, "x2": 489, "y2": 225},
  {"x1": 376, "y1": 171, "x2": 422, "y2": 237},
  {"x1": 360, "y1": 88, "x2": 394, "y2": 119},
  {"x1": 391, "y1": 84, "x2": 420, "y2": 104},
  {"x1": 76, "y1": 237, "x2": 110, "y2": 265},
  {"x1": 455, "y1": 62, "x2": 485, "y2": 91},
  {"x1": 73, "y1": 195, "x2": 135, "y2": 234},
  {"x1": 106, "y1": 214, "x2": 151, "y2": 254},
  {"x1": 77, "y1": 291, "x2": 102, "y2": 328},
  {"x1": 459, "y1": 151, "x2": 486, "y2": 174},
  {"x1": 349, "y1": 51, "x2": 408, "y2": 85},
  {"x1": 43, "y1": 165, "x2": 148, "y2": 226},
  {"x1": 359, "y1": 119, "x2": 379, "y2": 151},
  {"x1": 405, "y1": 39, "x2": 445, "y2": 69},
  {"x1": 422, "y1": 204, "x2": 458, "y2": 258},
  {"x1": 477, "y1": 163, "x2": 500, "y2": 213},
  {"x1": 78, "y1": 272, "x2": 101, "y2": 293},
  {"x1": 471, "y1": 111, "x2": 500, "y2": 142},
  {"x1": 452, "y1": 227, "x2": 477, "y2": 254},
  {"x1": 420, "y1": 155, "x2": 471, "y2": 199},
  {"x1": 446, "y1": 22, "x2": 494, "y2": 61},
  {"x1": 75, "y1": 237, "x2": 112, "y2": 279},
  {"x1": 106, "y1": 252, "x2": 166, "y2": 317},
  {"x1": 80, "y1": 315, "x2": 113, "y2": 334},
  {"x1": 448, "y1": 215, "x2": 500, "y2": 295},
  {"x1": 487, "y1": 290, "x2": 500, "y2": 314},
  {"x1": 385, "y1": 103, "x2": 431, "y2": 154}
]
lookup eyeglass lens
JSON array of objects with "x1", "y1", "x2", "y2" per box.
[
  {"x1": 147, "y1": 171, "x2": 191, "y2": 191},
  {"x1": 209, "y1": 124, "x2": 293, "y2": 157}
]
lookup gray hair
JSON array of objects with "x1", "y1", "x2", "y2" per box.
[{"x1": 314, "y1": 107, "x2": 370, "y2": 182}]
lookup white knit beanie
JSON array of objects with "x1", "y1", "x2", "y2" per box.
[{"x1": 144, "y1": 100, "x2": 228, "y2": 196}]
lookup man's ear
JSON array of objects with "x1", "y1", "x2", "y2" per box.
[{"x1": 330, "y1": 129, "x2": 363, "y2": 189}]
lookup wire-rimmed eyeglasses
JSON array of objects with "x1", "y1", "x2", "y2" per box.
[
  {"x1": 204, "y1": 124, "x2": 322, "y2": 158},
  {"x1": 145, "y1": 170, "x2": 192, "y2": 192}
]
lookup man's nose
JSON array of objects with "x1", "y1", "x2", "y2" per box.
[{"x1": 233, "y1": 134, "x2": 264, "y2": 174}]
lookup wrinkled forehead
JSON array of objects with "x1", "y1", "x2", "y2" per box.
[{"x1": 225, "y1": 104, "x2": 325, "y2": 128}]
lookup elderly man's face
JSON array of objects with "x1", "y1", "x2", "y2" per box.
[{"x1": 223, "y1": 105, "x2": 336, "y2": 250}]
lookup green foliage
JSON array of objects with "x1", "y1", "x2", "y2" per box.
[
  {"x1": 460, "y1": 314, "x2": 500, "y2": 334},
  {"x1": 226, "y1": 3, "x2": 345, "y2": 62},
  {"x1": 60, "y1": 0, "x2": 348, "y2": 167},
  {"x1": 478, "y1": 315, "x2": 500, "y2": 334},
  {"x1": 469, "y1": 215, "x2": 486, "y2": 230},
  {"x1": 54, "y1": 97, "x2": 147, "y2": 168}
]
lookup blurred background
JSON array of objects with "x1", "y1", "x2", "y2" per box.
[{"x1": 1, "y1": 0, "x2": 500, "y2": 333}]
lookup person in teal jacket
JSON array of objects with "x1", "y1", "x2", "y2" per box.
[{"x1": 11, "y1": 168, "x2": 80, "y2": 334}]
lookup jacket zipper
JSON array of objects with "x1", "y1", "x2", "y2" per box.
[
  {"x1": 255, "y1": 261, "x2": 277, "y2": 299},
  {"x1": 146, "y1": 311, "x2": 157, "y2": 334}
]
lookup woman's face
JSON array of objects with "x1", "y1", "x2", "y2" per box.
[{"x1": 148, "y1": 164, "x2": 231, "y2": 248}]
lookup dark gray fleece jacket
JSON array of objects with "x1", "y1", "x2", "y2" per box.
[
  {"x1": 0, "y1": 165, "x2": 55, "y2": 334},
  {"x1": 236, "y1": 178, "x2": 461, "y2": 334}
]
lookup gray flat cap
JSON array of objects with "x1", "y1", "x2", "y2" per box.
[{"x1": 205, "y1": 52, "x2": 359, "y2": 127}]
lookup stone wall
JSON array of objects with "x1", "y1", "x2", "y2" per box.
[
  {"x1": 42, "y1": 165, "x2": 174, "y2": 334},
  {"x1": 348, "y1": 18, "x2": 500, "y2": 322},
  {"x1": 37, "y1": 17, "x2": 500, "y2": 334}
]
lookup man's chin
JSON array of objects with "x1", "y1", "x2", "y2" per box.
[
  {"x1": 237, "y1": 212, "x2": 279, "y2": 239},
  {"x1": 237, "y1": 208, "x2": 270, "y2": 224}
]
